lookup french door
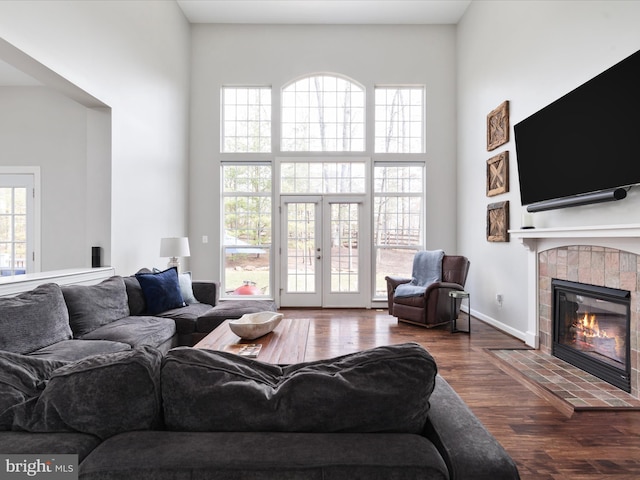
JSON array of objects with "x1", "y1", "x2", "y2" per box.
[{"x1": 280, "y1": 195, "x2": 368, "y2": 307}]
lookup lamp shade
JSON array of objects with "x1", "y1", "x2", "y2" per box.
[{"x1": 160, "y1": 237, "x2": 190, "y2": 258}]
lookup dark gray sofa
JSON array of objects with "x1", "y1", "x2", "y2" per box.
[
  {"x1": 127, "y1": 268, "x2": 278, "y2": 346},
  {"x1": 0, "y1": 343, "x2": 520, "y2": 480},
  {"x1": 0, "y1": 268, "x2": 278, "y2": 362}
]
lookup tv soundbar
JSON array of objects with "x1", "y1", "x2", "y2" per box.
[{"x1": 526, "y1": 187, "x2": 628, "y2": 213}]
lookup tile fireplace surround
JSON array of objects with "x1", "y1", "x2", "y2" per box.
[{"x1": 511, "y1": 224, "x2": 640, "y2": 400}]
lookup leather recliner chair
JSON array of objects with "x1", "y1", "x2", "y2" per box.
[{"x1": 385, "y1": 255, "x2": 470, "y2": 328}]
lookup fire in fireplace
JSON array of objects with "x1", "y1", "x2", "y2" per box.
[{"x1": 552, "y1": 279, "x2": 631, "y2": 392}]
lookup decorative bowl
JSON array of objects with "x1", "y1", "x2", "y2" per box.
[{"x1": 229, "y1": 312, "x2": 284, "y2": 340}]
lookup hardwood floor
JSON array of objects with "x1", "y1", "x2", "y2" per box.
[{"x1": 282, "y1": 308, "x2": 640, "y2": 480}]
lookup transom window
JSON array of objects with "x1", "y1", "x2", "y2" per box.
[
  {"x1": 281, "y1": 74, "x2": 365, "y2": 152},
  {"x1": 280, "y1": 161, "x2": 366, "y2": 194},
  {"x1": 221, "y1": 87, "x2": 271, "y2": 153},
  {"x1": 374, "y1": 87, "x2": 425, "y2": 153}
]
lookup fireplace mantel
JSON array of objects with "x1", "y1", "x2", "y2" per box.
[
  {"x1": 510, "y1": 224, "x2": 640, "y2": 252},
  {"x1": 508, "y1": 224, "x2": 640, "y2": 349}
]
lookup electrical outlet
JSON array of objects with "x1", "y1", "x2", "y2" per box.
[
  {"x1": 496, "y1": 294, "x2": 503, "y2": 306},
  {"x1": 202, "y1": 235, "x2": 208, "y2": 244}
]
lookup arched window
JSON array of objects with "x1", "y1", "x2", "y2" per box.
[{"x1": 281, "y1": 74, "x2": 365, "y2": 152}]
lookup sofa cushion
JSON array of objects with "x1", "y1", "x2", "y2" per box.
[
  {"x1": 0, "y1": 283, "x2": 72, "y2": 354},
  {"x1": 28, "y1": 339, "x2": 132, "y2": 362},
  {"x1": 158, "y1": 303, "x2": 214, "y2": 335},
  {"x1": 0, "y1": 431, "x2": 101, "y2": 462},
  {"x1": 135, "y1": 267, "x2": 185, "y2": 315},
  {"x1": 162, "y1": 342, "x2": 436, "y2": 434},
  {"x1": 196, "y1": 299, "x2": 277, "y2": 333},
  {"x1": 62, "y1": 276, "x2": 130, "y2": 337},
  {"x1": 79, "y1": 316, "x2": 176, "y2": 348},
  {"x1": 79, "y1": 431, "x2": 449, "y2": 480},
  {"x1": 9, "y1": 346, "x2": 163, "y2": 440},
  {"x1": 0, "y1": 352, "x2": 68, "y2": 430}
]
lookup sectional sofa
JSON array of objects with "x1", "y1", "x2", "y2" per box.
[
  {"x1": 0, "y1": 267, "x2": 277, "y2": 361},
  {"x1": 0, "y1": 270, "x2": 520, "y2": 479}
]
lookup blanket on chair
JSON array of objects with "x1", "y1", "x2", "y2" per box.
[{"x1": 394, "y1": 250, "x2": 445, "y2": 298}]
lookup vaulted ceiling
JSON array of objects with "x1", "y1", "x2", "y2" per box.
[{"x1": 0, "y1": 1, "x2": 472, "y2": 86}]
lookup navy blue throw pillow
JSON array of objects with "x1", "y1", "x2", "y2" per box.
[{"x1": 135, "y1": 267, "x2": 185, "y2": 315}]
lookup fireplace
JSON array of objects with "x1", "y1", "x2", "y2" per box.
[{"x1": 552, "y1": 278, "x2": 631, "y2": 392}]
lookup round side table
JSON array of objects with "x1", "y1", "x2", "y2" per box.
[{"x1": 449, "y1": 290, "x2": 470, "y2": 334}]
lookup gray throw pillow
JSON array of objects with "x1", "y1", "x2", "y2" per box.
[
  {"x1": 9, "y1": 346, "x2": 163, "y2": 440},
  {"x1": 179, "y1": 272, "x2": 199, "y2": 304},
  {"x1": 0, "y1": 283, "x2": 72, "y2": 354},
  {"x1": 162, "y1": 342, "x2": 436, "y2": 434},
  {"x1": 123, "y1": 276, "x2": 145, "y2": 316},
  {"x1": 62, "y1": 276, "x2": 130, "y2": 337}
]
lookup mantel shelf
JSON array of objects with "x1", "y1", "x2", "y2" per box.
[{"x1": 509, "y1": 224, "x2": 640, "y2": 240}]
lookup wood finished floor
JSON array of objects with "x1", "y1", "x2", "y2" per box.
[{"x1": 281, "y1": 308, "x2": 640, "y2": 480}]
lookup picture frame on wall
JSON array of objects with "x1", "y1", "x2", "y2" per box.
[
  {"x1": 487, "y1": 100, "x2": 509, "y2": 151},
  {"x1": 487, "y1": 201, "x2": 509, "y2": 242},
  {"x1": 486, "y1": 151, "x2": 509, "y2": 197}
]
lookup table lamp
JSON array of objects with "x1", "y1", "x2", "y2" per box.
[{"x1": 160, "y1": 237, "x2": 190, "y2": 272}]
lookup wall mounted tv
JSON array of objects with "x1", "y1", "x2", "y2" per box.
[{"x1": 514, "y1": 48, "x2": 640, "y2": 212}]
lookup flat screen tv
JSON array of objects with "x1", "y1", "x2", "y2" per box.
[{"x1": 514, "y1": 48, "x2": 640, "y2": 211}]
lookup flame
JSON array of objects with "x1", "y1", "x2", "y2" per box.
[{"x1": 578, "y1": 313, "x2": 608, "y2": 339}]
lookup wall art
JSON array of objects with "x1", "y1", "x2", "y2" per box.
[
  {"x1": 487, "y1": 201, "x2": 509, "y2": 242},
  {"x1": 486, "y1": 151, "x2": 509, "y2": 197},
  {"x1": 487, "y1": 100, "x2": 509, "y2": 151}
]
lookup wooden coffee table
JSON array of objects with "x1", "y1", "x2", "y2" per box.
[{"x1": 194, "y1": 317, "x2": 310, "y2": 364}]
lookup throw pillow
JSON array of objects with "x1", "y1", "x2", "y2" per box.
[
  {"x1": 123, "y1": 276, "x2": 146, "y2": 316},
  {"x1": 162, "y1": 342, "x2": 437, "y2": 434},
  {"x1": 0, "y1": 283, "x2": 72, "y2": 355},
  {"x1": 178, "y1": 271, "x2": 199, "y2": 304},
  {"x1": 0, "y1": 352, "x2": 69, "y2": 430},
  {"x1": 135, "y1": 267, "x2": 185, "y2": 315},
  {"x1": 152, "y1": 268, "x2": 198, "y2": 305},
  {"x1": 62, "y1": 276, "x2": 130, "y2": 337},
  {"x1": 9, "y1": 346, "x2": 163, "y2": 440}
]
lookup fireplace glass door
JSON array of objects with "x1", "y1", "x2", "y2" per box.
[{"x1": 553, "y1": 279, "x2": 631, "y2": 392}]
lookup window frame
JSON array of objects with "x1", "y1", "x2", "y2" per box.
[
  {"x1": 374, "y1": 86, "x2": 426, "y2": 154},
  {"x1": 221, "y1": 86, "x2": 272, "y2": 154},
  {"x1": 280, "y1": 73, "x2": 366, "y2": 153},
  {"x1": 372, "y1": 162, "x2": 426, "y2": 300},
  {"x1": 220, "y1": 162, "x2": 273, "y2": 299}
]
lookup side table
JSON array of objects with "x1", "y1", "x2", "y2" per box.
[{"x1": 449, "y1": 290, "x2": 470, "y2": 334}]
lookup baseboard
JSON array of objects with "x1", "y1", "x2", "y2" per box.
[{"x1": 468, "y1": 307, "x2": 528, "y2": 343}]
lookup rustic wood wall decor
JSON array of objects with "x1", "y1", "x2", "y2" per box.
[
  {"x1": 487, "y1": 101, "x2": 509, "y2": 151},
  {"x1": 487, "y1": 201, "x2": 509, "y2": 242},
  {"x1": 486, "y1": 151, "x2": 509, "y2": 197}
]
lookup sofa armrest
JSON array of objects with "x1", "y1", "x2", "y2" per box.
[
  {"x1": 425, "y1": 376, "x2": 520, "y2": 480},
  {"x1": 192, "y1": 281, "x2": 219, "y2": 307}
]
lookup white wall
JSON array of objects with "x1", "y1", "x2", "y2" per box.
[
  {"x1": 0, "y1": 87, "x2": 89, "y2": 270},
  {"x1": 0, "y1": 0, "x2": 191, "y2": 274},
  {"x1": 189, "y1": 24, "x2": 458, "y2": 283},
  {"x1": 457, "y1": 1, "x2": 640, "y2": 339}
]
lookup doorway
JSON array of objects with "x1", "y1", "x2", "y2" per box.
[{"x1": 280, "y1": 195, "x2": 369, "y2": 307}]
